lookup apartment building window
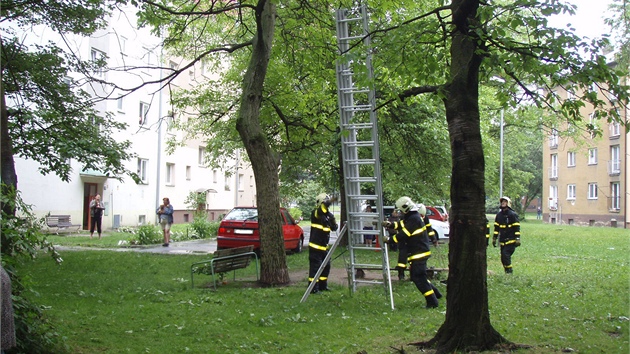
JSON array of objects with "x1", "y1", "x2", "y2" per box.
[
  {"x1": 250, "y1": 175, "x2": 254, "y2": 187},
  {"x1": 169, "y1": 60, "x2": 178, "y2": 70},
  {"x1": 567, "y1": 152, "x2": 576, "y2": 167},
  {"x1": 549, "y1": 129, "x2": 559, "y2": 148},
  {"x1": 549, "y1": 154, "x2": 558, "y2": 179},
  {"x1": 224, "y1": 173, "x2": 231, "y2": 191},
  {"x1": 609, "y1": 121, "x2": 621, "y2": 138},
  {"x1": 138, "y1": 215, "x2": 146, "y2": 225},
  {"x1": 587, "y1": 183, "x2": 598, "y2": 200},
  {"x1": 567, "y1": 184, "x2": 576, "y2": 200},
  {"x1": 143, "y1": 47, "x2": 154, "y2": 66},
  {"x1": 186, "y1": 166, "x2": 191, "y2": 180},
  {"x1": 139, "y1": 102, "x2": 149, "y2": 126},
  {"x1": 238, "y1": 173, "x2": 244, "y2": 191},
  {"x1": 548, "y1": 185, "x2": 558, "y2": 210},
  {"x1": 213, "y1": 169, "x2": 218, "y2": 183},
  {"x1": 166, "y1": 111, "x2": 175, "y2": 133},
  {"x1": 588, "y1": 148, "x2": 597, "y2": 165},
  {"x1": 119, "y1": 36, "x2": 127, "y2": 55},
  {"x1": 609, "y1": 145, "x2": 621, "y2": 175},
  {"x1": 198, "y1": 147, "x2": 206, "y2": 166},
  {"x1": 137, "y1": 158, "x2": 148, "y2": 184},
  {"x1": 90, "y1": 48, "x2": 105, "y2": 78},
  {"x1": 166, "y1": 163, "x2": 175, "y2": 185},
  {"x1": 610, "y1": 182, "x2": 621, "y2": 210},
  {"x1": 117, "y1": 95, "x2": 124, "y2": 111}
]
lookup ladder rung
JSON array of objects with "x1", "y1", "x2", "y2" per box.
[
  {"x1": 345, "y1": 158, "x2": 376, "y2": 164},
  {"x1": 342, "y1": 123, "x2": 373, "y2": 129},
  {"x1": 351, "y1": 263, "x2": 386, "y2": 269},
  {"x1": 348, "y1": 212, "x2": 380, "y2": 218},
  {"x1": 346, "y1": 177, "x2": 377, "y2": 183},
  {"x1": 347, "y1": 195, "x2": 377, "y2": 200},
  {"x1": 339, "y1": 88, "x2": 370, "y2": 94},
  {"x1": 338, "y1": 35, "x2": 365, "y2": 41},
  {"x1": 337, "y1": 17, "x2": 363, "y2": 23},
  {"x1": 343, "y1": 141, "x2": 375, "y2": 147},
  {"x1": 341, "y1": 104, "x2": 371, "y2": 110}
]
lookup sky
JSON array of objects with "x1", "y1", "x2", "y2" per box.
[{"x1": 548, "y1": 0, "x2": 615, "y2": 40}]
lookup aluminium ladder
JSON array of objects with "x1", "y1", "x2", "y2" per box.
[{"x1": 335, "y1": 5, "x2": 393, "y2": 310}]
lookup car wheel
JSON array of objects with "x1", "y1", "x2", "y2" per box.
[{"x1": 293, "y1": 236, "x2": 304, "y2": 253}]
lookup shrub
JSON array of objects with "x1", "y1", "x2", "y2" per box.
[
  {"x1": 188, "y1": 217, "x2": 218, "y2": 239},
  {"x1": 134, "y1": 224, "x2": 162, "y2": 245},
  {"x1": 288, "y1": 207, "x2": 302, "y2": 222}
]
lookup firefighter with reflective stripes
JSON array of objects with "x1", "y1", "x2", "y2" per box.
[
  {"x1": 385, "y1": 196, "x2": 441, "y2": 308},
  {"x1": 308, "y1": 193, "x2": 338, "y2": 293},
  {"x1": 492, "y1": 196, "x2": 521, "y2": 273}
]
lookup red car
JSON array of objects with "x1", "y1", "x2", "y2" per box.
[
  {"x1": 426, "y1": 206, "x2": 448, "y2": 222},
  {"x1": 217, "y1": 207, "x2": 304, "y2": 253}
]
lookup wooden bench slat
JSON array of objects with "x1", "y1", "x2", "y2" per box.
[
  {"x1": 46, "y1": 215, "x2": 81, "y2": 234},
  {"x1": 190, "y1": 245, "x2": 259, "y2": 289}
]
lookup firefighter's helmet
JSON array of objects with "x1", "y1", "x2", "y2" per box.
[
  {"x1": 417, "y1": 203, "x2": 427, "y2": 217},
  {"x1": 499, "y1": 196, "x2": 512, "y2": 208},
  {"x1": 316, "y1": 193, "x2": 331, "y2": 206},
  {"x1": 395, "y1": 196, "x2": 416, "y2": 213}
]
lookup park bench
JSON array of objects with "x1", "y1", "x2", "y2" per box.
[
  {"x1": 190, "y1": 245, "x2": 259, "y2": 290},
  {"x1": 46, "y1": 215, "x2": 81, "y2": 234}
]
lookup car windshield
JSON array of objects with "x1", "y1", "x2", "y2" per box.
[{"x1": 224, "y1": 208, "x2": 258, "y2": 221}]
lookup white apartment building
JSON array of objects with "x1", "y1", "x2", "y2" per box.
[{"x1": 12, "y1": 6, "x2": 256, "y2": 230}]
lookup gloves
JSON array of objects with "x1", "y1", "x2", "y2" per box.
[
  {"x1": 382, "y1": 220, "x2": 391, "y2": 228},
  {"x1": 492, "y1": 237, "x2": 497, "y2": 247},
  {"x1": 515, "y1": 240, "x2": 521, "y2": 247}
]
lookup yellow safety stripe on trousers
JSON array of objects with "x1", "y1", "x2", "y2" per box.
[
  {"x1": 319, "y1": 276, "x2": 327, "y2": 281},
  {"x1": 423, "y1": 289, "x2": 435, "y2": 297},
  {"x1": 397, "y1": 263, "x2": 407, "y2": 269},
  {"x1": 308, "y1": 242, "x2": 328, "y2": 251},
  {"x1": 311, "y1": 223, "x2": 331, "y2": 232},
  {"x1": 495, "y1": 222, "x2": 520, "y2": 229},
  {"x1": 408, "y1": 251, "x2": 431, "y2": 262},
  {"x1": 500, "y1": 240, "x2": 518, "y2": 246}
]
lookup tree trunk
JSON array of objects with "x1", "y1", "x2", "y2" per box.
[
  {"x1": 235, "y1": 0, "x2": 289, "y2": 286},
  {"x1": 1, "y1": 80, "x2": 18, "y2": 216},
  {"x1": 418, "y1": 1, "x2": 507, "y2": 352}
]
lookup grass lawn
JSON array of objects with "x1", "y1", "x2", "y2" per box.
[{"x1": 16, "y1": 221, "x2": 629, "y2": 353}]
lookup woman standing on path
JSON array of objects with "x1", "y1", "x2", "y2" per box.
[{"x1": 157, "y1": 197, "x2": 174, "y2": 246}]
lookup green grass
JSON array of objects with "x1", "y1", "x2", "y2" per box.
[{"x1": 16, "y1": 222, "x2": 629, "y2": 353}]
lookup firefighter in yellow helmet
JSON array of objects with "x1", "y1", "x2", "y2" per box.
[
  {"x1": 384, "y1": 197, "x2": 441, "y2": 308},
  {"x1": 492, "y1": 196, "x2": 521, "y2": 273},
  {"x1": 308, "y1": 193, "x2": 338, "y2": 293}
]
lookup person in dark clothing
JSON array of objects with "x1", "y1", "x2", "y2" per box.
[
  {"x1": 89, "y1": 194, "x2": 105, "y2": 239},
  {"x1": 384, "y1": 196, "x2": 441, "y2": 308},
  {"x1": 492, "y1": 196, "x2": 521, "y2": 273},
  {"x1": 308, "y1": 193, "x2": 338, "y2": 293},
  {"x1": 417, "y1": 203, "x2": 438, "y2": 246}
]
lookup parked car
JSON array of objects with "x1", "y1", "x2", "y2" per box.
[
  {"x1": 217, "y1": 207, "x2": 304, "y2": 253},
  {"x1": 428, "y1": 218, "x2": 450, "y2": 242},
  {"x1": 425, "y1": 206, "x2": 447, "y2": 222},
  {"x1": 432, "y1": 206, "x2": 449, "y2": 221}
]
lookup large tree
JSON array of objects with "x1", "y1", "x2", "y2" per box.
[{"x1": 366, "y1": 0, "x2": 628, "y2": 352}]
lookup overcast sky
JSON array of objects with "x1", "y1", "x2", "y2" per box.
[{"x1": 548, "y1": 0, "x2": 615, "y2": 39}]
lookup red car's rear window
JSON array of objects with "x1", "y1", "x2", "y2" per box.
[{"x1": 223, "y1": 208, "x2": 258, "y2": 221}]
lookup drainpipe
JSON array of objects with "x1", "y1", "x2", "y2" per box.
[
  {"x1": 155, "y1": 45, "x2": 164, "y2": 221},
  {"x1": 234, "y1": 150, "x2": 240, "y2": 207}
]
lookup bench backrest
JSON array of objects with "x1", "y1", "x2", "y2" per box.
[
  {"x1": 46, "y1": 215, "x2": 72, "y2": 226},
  {"x1": 211, "y1": 246, "x2": 254, "y2": 274}
]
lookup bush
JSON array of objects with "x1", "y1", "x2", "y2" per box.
[
  {"x1": 288, "y1": 207, "x2": 302, "y2": 222},
  {"x1": 134, "y1": 224, "x2": 162, "y2": 245},
  {"x1": 188, "y1": 218, "x2": 218, "y2": 239}
]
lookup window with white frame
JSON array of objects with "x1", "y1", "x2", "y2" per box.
[
  {"x1": 567, "y1": 184, "x2": 576, "y2": 200},
  {"x1": 549, "y1": 154, "x2": 558, "y2": 179},
  {"x1": 90, "y1": 48, "x2": 105, "y2": 78},
  {"x1": 250, "y1": 175, "x2": 254, "y2": 187},
  {"x1": 548, "y1": 185, "x2": 558, "y2": 210},
  {"x1": 117, "y1": 95, "x2": 124, "y2": 111},
  {"x1": 186, "y1": 166, "x2": 191, "y2": 180},
  {"x1": 169, "y1": 60, "x2": 178, "y2": 70},
  {"x1": 611, "y1": 182, "x2": 621, "y2": 210},
  {"x1": 198, "y1": 147, "x2": 206, "y2": 166},
  {"x1": 610, "y1": 121, "x2": 621, "y2": 137},
  {"x1": 567, "y1": 151, "x2": 576, "y2": 167},
  {"x1": 139, "y1": 102, "x2": 149, "y2": 126},
  {"x1": 609, "y1": 145, "x2": 621, "y2": 174},
  {"x1": 137, "y1": 158, "x2": 148, "y2": 184},
  {"x1": 587, "y1": 183, "x2": 598, "y2": 200},
  {"x1": 224, "y1": 173, "x2": 231, "y2": 191},
  {"x1": 119, "y1": 36, "x2": 127, "y2": 55},
  {"x1": 549, "y1": 128, "x2": 559, "y2": 148},
  {"x1": 166, "y1": 163, "x2": 175, "y2": 185},
  {"x1": 238, "y1": 173, "x2": 244, "y2": 191},
  {"x1": 588, "y1": 148, "x2": 597, "y2": 165},
  {"x1": 143, "y1": 47, "x2": 154, "y2": 66},
  {"x1": 213, "y1": 169, "x2": 218, "y2": 183}
]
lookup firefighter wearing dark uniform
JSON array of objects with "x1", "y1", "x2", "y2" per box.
[
  {"x1": 492, "y1": 196, "x2": 521, "y2": 273},
  {"x1": 308, "y1": 193, "x2": 338, "y2": 293},
  {"x1": 418, "y1": 204, "x2": 438, "y2": 246},
  {"x1": 385, "y1": 197, "x2": 441, "y2": 308}
]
